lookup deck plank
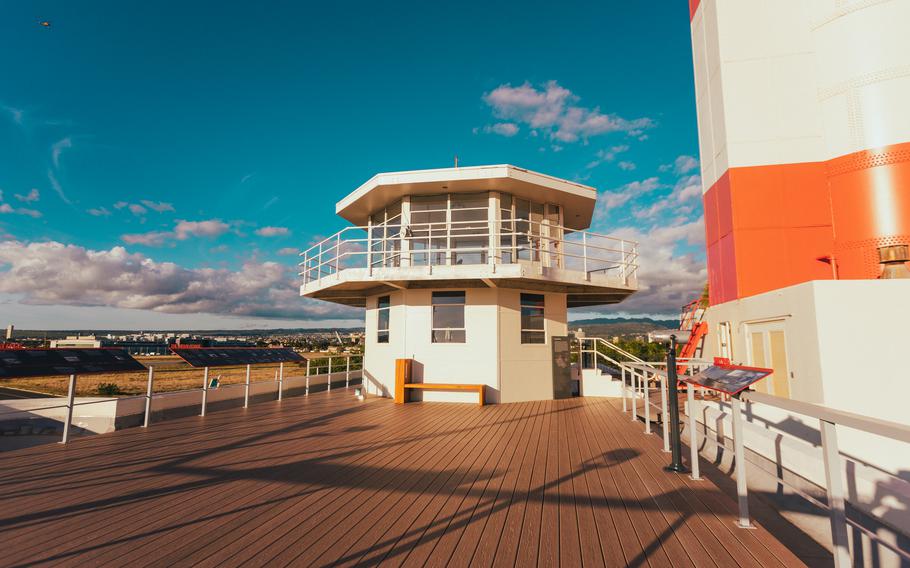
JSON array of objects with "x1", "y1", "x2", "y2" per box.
[{"x1": 0, "y1": 391, "x2": 813, "y2": 568}]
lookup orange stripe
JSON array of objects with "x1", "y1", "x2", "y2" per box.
[
  {"x1": 702, "y1": 140, "x2": 910, "y2": 304},
  {"x1": 689, "y1": 0, "x2": 701, "y2": 20}
]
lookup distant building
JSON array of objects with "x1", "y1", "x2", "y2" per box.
[{"x1": 50, "y1": 335, "x2": 104, "y2": 348}]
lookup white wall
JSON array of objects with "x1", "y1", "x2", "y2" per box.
[
  {"x1": 363, "y1": 288, "x2": 568, "y2": 404},
  {"x1": 700, "y1": 280, "x2": 910, "y2": 532}
]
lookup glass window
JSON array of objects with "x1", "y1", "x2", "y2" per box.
[
  {"x1": 451, "y1": 193, "x2": 488, "y2": 265},
  {"x1": 520, "y1": 293, "x2": 546, "y2": 344},
  {"x1": 377, "y1": 296, "x2": 390, "y2": 343},
  {"x1": 431, "y1": 291, "x2": 465, "y2": 343}
]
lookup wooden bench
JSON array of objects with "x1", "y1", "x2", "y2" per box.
[
  {"x1": 393, "y1": 358, "x2": 485, "y2": 406},
  {"x1": 402, "y1": 383, "x2": 485, "y2": 406}
]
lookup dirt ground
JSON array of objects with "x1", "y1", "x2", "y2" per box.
[{"x1": 4, "y1": 354, "x2": 362, "y2": 397}]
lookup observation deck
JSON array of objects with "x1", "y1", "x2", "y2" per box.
[{"x1": 299, "y1": 165, "x2": 639, "y2": 308}]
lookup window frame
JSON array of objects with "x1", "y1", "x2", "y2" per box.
[
  {"x1": 431, "y1": 290, "x2": 466, "y2": 343},
  {"x1": 376, "y1": 295, "x2": 391, "y2": 344},
  {"x1": 520, "y1": 293, "x2": 546, "y2": 345}
]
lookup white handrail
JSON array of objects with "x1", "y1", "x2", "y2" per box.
[
  {"x1": 299, "y1": 217, "x2": 639, "y2": 287},
  {"x1": 611, "y1": 356, "x2": 910, "y2": 567}
]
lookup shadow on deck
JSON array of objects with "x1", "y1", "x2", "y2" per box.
[{"x1": 0, "y1": 390, "x2": 829, "y2": 567}]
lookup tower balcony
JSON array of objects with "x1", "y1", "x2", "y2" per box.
[{"x1": 299, "y1": 218, "x2": 639, "y2": 308}]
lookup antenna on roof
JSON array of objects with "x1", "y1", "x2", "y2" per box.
[{"x1": 454, "y1": 155, "x2": 459, "y2": 168}]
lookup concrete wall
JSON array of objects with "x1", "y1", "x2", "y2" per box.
[
  {"x1": 363, "y1": 288, "x2": 568, "y2": 403},
  {"x1": 499, "y1": 289, "x2": 567, "y2": 403}
]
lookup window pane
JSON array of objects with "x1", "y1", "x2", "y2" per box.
[
  {"x1": 433, "y1": 305, "x2": 464, "y2": 329},
  {"x1": 520, "y1": 293, "x2": 545, "y2": 308},
  {"x1": 521, "y1": 331, "x2": 546, "y2": 344},
  {"x1": 377, "y1": 296, "x2": 390, "y2": 309},
  {"x1": 410, "y1": 194, "x2": 447, "y2": 211},
  {"x1": 521, "y1": 309, "x2": 544, "y2": 331},
  {"x1": 432, "y1": 291, "x2": 465, "y2": 305},
  {"x1": 433, "y1": 329, "x2": 466, "y2": 343},
  {"x1": 450, "y1": 193, "x2": 488, "y2": 210},
  {"x1": 377, "y1": 331, "x2": 389, "y2": 344},
  {"x1": 378, "y1": 309, "x2": 390, "y2": 330}
]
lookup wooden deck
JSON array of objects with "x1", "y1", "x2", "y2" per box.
[{"x1": 0, "y1": 390, "x2": 813, "y2": 567}]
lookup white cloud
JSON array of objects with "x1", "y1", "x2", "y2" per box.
[
  {"x1": 51, "y1": 137, "x2": 72, "y2": 169},
  {"x1": 0, "y1": 240, "x2": 359, "y2": 320},
  {"x1": 14, "y1": 189, "x2": 40, "y2": 203},
  {"x1": 483, "y1": 81, "x2": 654, "y2": 143},
  {"x1": 88, "y1": 207, "x2": 112, "y2": 217},
  {"x1": 140, "y1": 200, "x2": 175, "y2": 213},
  {"x1": 0, "y1": 190, "x2": 42, "y2": 218},
  {"x1": 128, "y1": 203, "x2": 148, "y2": 216},
  {"x1": 255, "y1": 226, "x2": 291, "y2": 237},
  {"x1": 47, "y1": 169, "x2": 71, "y2": 204},
  {"x1": 631, "y1": 174, "x2": 703, "y2": 220},
  {"x1": 618, "y1": 161, "x2": 636, "y2": 171},
  {"x1": 174, "y1": 219, "x2": 230, "y2": 239},
  {"x1": 122, "y1": 219, "x2": 230, "y2": 246},
  {"x1": 0, "y1": 203, "x2": 41, "y2": 218},
  {"x1": 660, "y1": 154, "x2": 699, "y2": 175},
  {"x1": 1, "y1": 104, "x2": 25, "y2": 125},
  {"x1": 277, "y1": 247, "x2": 299, "y2": 256},
  {"x1": 482, "y1": 122, "x2": 520, "y2": 137},
  {"x1": 674, "y1": 155, "x2": 699, "y2": 174},
  {"x1": 586, "y1": 145, "x2": 629, "y2": 168},
  {"x1": 596, "y1": 177, "x2": 663, "y2": 213},
  {"x1": 599, "y1": 218, "x2": 707, "y2": 314}
]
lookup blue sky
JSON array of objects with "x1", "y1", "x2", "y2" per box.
[{"x1": 0, "y1": 1, "x2": 706, "y2": 329}]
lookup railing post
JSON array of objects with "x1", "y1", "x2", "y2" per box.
[
  {"x1": 687, "y1": 383, "x2": 701, "y2": 481},
  {"x1": 644, "y1": 372, "x2": 651, "y2": 435},
  {"x1": 631, "y1": 369, "x2": 638, "y2": 423},
  {"x1": 327, "y1": 357, "x2": 333, "y2": 392},
  {"x1": 660, "y1": 374, "x2": 670, "y2": 453},
  {"x1": 306, "y1": 358, "x2": 311, "y2": 396},
  {"x1": 582, "y1": 232, "x2": 588, "y2": 277},
  {"x1": 620, "y1": 240, "x2": 626, "y2": 283},
  {"x1": 346, "y1": 356, "x2": 351, "y2": 388},
  {"x1": 621, "y1": 366, "x2": 627, "y2": 413},
  {"x1": 201, "y1": 367, "x2": 209, "y2": 416},
  {"x1": 244, "y1": 364, "x2": 251, "y2": 408},
  {"x1": 278, "y1": 362, "x2": 284, "y2": 401},
  {"x1": 335, "y1": 233, "x2": 342, "y2": 279},
  {"x1": 820, "y1": 419, "x2": 852, "y2": 567},
  {"x1": 731, "y1": 396, "x2": 752, "y2": 528},
  {"x1": 60, "y1": 374, "x2": 77, "y2": 444},
  {"x1": 143, "y1": 366, "x2": 154, "y2": 428}
]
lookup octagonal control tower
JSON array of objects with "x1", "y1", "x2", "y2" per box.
[{"x1": 301, "y1": 165, "x2": 639, "y2": 404}]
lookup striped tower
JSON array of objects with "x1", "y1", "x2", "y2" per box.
[{"x1": 690, "y1": 0, "x2": 910, "y2": 305}]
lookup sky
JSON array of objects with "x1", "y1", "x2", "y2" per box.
[{"x1": 0, "y1": 0, "x2": 706, "y2": 329}]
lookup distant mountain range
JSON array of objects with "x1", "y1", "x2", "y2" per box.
[
  {"x1": 567, "y1": 317, "x2": 678, "y2": 337},
  {"x1": 8, "y1": 328, "x2": 365, "y2": 339}
]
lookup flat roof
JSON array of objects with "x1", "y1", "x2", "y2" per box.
[{"x1": 336, "y1": 164, "x2": 598, "y2": 230}]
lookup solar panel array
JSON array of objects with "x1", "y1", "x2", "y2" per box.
[
  {"x1": 0, "y1": 348, "x2": 146, "y2": 379},
  {"x1": 170, "y1": 347, "x2": 305, "y2": 368}
]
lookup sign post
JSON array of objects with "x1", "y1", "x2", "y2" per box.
[{"x1": 664, "y1": 335, "x2": 688, "y2": 473}]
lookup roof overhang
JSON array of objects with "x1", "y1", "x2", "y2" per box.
[{"x1": 336, "y1": 164, "x2": 597, "y2": 231}]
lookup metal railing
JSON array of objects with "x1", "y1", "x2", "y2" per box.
[
  {"x1": 300, "y1": 218, "x2": 639, "y2": 288},
  {"x1": 0, "y1": 354, "x2": 363, "y2": 445},
  {"x1": 600, "y1": 353, "x2": 910, "y2": 567}
]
